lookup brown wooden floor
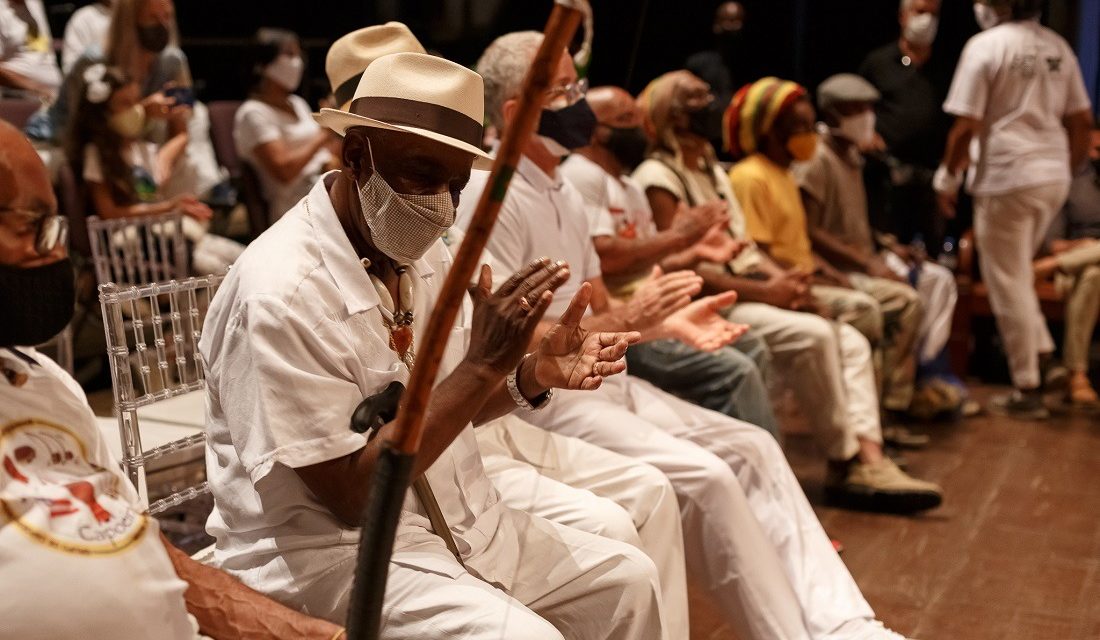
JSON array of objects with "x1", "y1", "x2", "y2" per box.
[{"x1": 687, "y1": 383, "x2": 1100, "y2": 640}]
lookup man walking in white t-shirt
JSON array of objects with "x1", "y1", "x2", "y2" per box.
[{"x1": 935, "y1": 0, "x2": 1093, "y2": 419}]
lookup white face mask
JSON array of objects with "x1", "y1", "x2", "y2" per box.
[
  {"x1": 833, "y1": 110, "x2": 876, "y2": 147},
  {"x1": 356, "y1": 140, "x2": 455, "y2": 264},
  {"x1": 537, "y1": 134, "x2": 571, "y2": 158},
  {"x1": 264, "y1": 54, "x2": 304, "y2": 91},
  {"x1": 903, "y1": 12, "x2": 939, "y2": 47},
  {"x1": 973, "y1": 3, "x2": 1001, "y2": 30}
]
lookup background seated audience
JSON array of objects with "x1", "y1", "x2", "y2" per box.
[
  {"x1": 64, "y1": 63, "x2": 241, "y2": 274},
  {"x1": 234, "y1": 28, "x2": 336, "y2": 223}
]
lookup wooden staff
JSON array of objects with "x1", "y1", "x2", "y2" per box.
[{"x1": 345, "y1": 3, "x2": 587, "y2": 639}]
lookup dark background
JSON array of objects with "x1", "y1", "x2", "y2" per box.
[{"x1": 41, "y1": 0, "x2": 1097, "y2": 111}]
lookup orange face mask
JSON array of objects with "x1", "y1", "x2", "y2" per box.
[{"x1": 786, "y1": 131, "x2": 818, "y2": 162}]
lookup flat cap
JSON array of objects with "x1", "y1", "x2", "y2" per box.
[{"x1": 817, "y1": 73, "x2": 880, "y2": 112}]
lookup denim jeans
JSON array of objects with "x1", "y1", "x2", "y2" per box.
[{"x1": 625, "y1": 331, "x2": 779, "y2": 439}]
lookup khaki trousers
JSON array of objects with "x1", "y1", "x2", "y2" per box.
[
  {"x1": 975, "y1": 182, "x2": 1071, "y2": 388},
  {"x1": 1055, "y1": 242, "x2": 1100, "y2": 372},
  {"x1": 727, "y1": 302, "x2": 882, "y2": 461},
  {"x1": 812, "y1": 280, "x2": 921, "y2": 411}
]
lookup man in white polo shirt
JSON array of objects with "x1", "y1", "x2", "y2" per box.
[
  {"x1": 463, "y1": 31, "x2": 914, "y2": 640},
  {"x1": 935, "y1": 0, "x2": 1093, "y2": 419},
  {"x1": 201, "y1": 53, "x2": 666, "y2": 639}
]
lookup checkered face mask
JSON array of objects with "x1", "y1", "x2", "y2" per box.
[{"x1": 356, "y1": 140, "x2": 455, "y2": 264}]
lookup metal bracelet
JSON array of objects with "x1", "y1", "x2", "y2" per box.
[{"x1": 506, "y1": 353, "x2": 553, "y2": 411}]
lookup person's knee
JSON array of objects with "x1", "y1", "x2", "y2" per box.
[
  {"x1": 602, "y1": 543, "x2": 663, "y2": 605},
  {"x1": 585, "y1": 498, "x2": 644, "y2": 547},
  {"x1": 1078, "y1": 265, "x2": 1100, "y2": 292},
  {"x1": 797, "y1": 313, "x2": 838, "y2": 357}
]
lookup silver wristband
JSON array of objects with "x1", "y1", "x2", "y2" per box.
[{"x1": 506, "y1": 353, "x2": 553, "y2": 411}]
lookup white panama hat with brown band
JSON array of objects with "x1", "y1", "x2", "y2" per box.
[{"x1": 315, "y1": 51, "x2": 493, "y2": 170}]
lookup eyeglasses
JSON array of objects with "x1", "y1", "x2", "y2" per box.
[
  {"x1": 0, "y1": 209, "x2": 69, "y2": 256},
  {"x1": 545, "y1": 78, "x2": 589, "y2": 106}
]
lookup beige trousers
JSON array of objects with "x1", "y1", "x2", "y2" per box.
[
  {"x1": 727, "y1": 302, "x2": 882, "y2": 460},
  {"x1": 975, "y1": 182, "x2": 1071, "y2": 388},
  {"x1": 1055, "y1": 242, "x2": 1100, "y2": 372},
  {"x1": 813, "y1": 280, "x2": 921, "y2": 411},
  {"x1": 476, "y1": 416, "x2": 690, "y2": 639}
]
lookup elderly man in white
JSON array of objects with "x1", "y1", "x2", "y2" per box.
[
  {"x1": 201, "y1": 52, "x2": 669, "y2": 639},
  {"x1": 322, "y1": 25, "x2": 690, "y2": 634},
  {"x1": 461, "y1": 31, "x2": 915, "y2": 640}
]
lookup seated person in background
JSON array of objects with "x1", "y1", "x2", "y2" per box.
[
  {"x1": 61, "y1": 0, "x2": 111, "y2": 74},
  {"x1": 202, "y1": 52, "x2": 667, "y2": 639},
  {"x1": 726, "y1": 77, "x2": 923, "y2": 419},
  {"x1": 323, "y1": 24, "x2": 690, "y2": 632},
  {"x1": 561, "y1": 84, "x2": 780, "y2": 436},
  {"x1": 793, "y1": 73, "x2": 966, "y2": 419},
  {"x1": 235, "y1": 28, "x2": 337, "y2": 222},
  {"x1": 465, "y1": 31, "x2": 918, "y2": 640},
  {"x1": 0, "y1": 0, "x2": 62, "y2": 100},
  {"x1": 1034, "y1": 129, "x2": 1100, "y2": 408},
  {"x1": 634, "y1": 69, "x2": 941, "y2": 513},
  {"x1": 65, "y1": 64, "x2": 242, "y2": 274},
  {"x1": 28, "y1": 0, "x2": 187, "y2": 144},
  {"x1": 0, "y1": 119, "x2": 343, "y2": 640}
]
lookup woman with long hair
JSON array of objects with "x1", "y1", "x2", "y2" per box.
[{"x1": 234, "y1": 28, "x2": 335, "y2": 222}]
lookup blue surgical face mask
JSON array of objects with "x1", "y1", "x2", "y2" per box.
[{"x1": 536, "y1": 98, "x2": 597, "y2": 155}]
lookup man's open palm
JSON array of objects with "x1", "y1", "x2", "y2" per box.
[{"x1": 535, "y1": 283, "x2": 641, "y2": 391}]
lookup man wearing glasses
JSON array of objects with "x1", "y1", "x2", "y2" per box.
[{"x1": 0, "y1": 120, "x2": 346, "y2": 638}]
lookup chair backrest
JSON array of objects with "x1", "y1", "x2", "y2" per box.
[
  {"x1": 87, "y1": 212, "x2": 189, "y2": 287},
  {"x1": 206, "y1": 100, "x2": 242, "y2": 174},
  {"x1": 0, "y1": 97, "x2": 40, "y2": 128},
  {"x1": 99, "y1": 273, "x2": 225, "y2": 512},
  {"x1": 239, "y1": 160, "x2": 272, "y2": 237}
]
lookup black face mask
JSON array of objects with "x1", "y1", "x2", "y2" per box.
[
  {"x1": 537, "y1": 98, "x2": 597, "y2": 152},
  {"x1": 603, "y1": 126, "x2": 649, "y2": 171},
  {"x1": 0, "y1": 258, "x2": 75, "y2": 348},
  {"x1": 688, "y1": 101, "x2": 724, "y2": 144},
  {"x1": 137, "y1": 23, "x2": 170, "y2": 53}
]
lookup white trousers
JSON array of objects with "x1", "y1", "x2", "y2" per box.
[
  {"x1": 974, "y1": 182, "x2": 1071, "y2": 388},
  {"x1": 477, "y1": 416, "x2": 690, "y2": 639},
  {"x1": 883, "y1": 253, "x2": 958, "y2": 364},
  {"x1": 309, "y1": 505, "x2": 667, "y2": 639},
  {"x1": 520, "y1": 374, "x2": 882, "y2": 640},
  {"x1": 728, "y1": 303, "x2": 882, "y2": 461}
]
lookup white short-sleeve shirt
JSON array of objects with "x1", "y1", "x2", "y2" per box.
[
  {"x1": 201, "y1": 174, "x2": 506, "y2": 615},
  {"x1": 0, "y1": 0, "x2": 61, "y2": 91},
  {"x1": 943, "y1": 19, "x2": 1092, "y2": 196},
  {"x1": 60, "y1": 2, "x2": 109, "y2": 73},
  {"x1": 233, "y1": 96, "x2": 331, "y2": 220},
  {"x1": 456, "y1": 156, "x2": 602, "y2": 318},
  {"x1": 0, "y1": 348, "x2": 196, "y2": 639},
  {"x1": 560, "y1": 153, "x2": 659, "y2": 294}
]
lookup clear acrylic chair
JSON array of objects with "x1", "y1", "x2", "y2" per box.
[
  {"x1": 99, "y1": 273, "x2": 225, "y2": 514},
  {"x1": 87, "y1": 212, "x2": 189, "y2": 287}
]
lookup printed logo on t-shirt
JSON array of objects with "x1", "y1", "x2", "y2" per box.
[
  {"x1": 608, "y1": 207, "x2": 638, "y2": 239},
  {"x1": 1, "y1": 419, "x2": 147, "y2": 555},
  {"x1": 1010, "y1": 52, "x2": 1038, "y2": 78}
]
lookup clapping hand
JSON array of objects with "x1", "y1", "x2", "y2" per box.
[
  {"x1": 623, "y1": 266, "x2": 703, "y2": 330},
  {"x1": 533, "y1": 282, "x2": 641, "y2": 391},
  {"x1": 661, "y1": 291, "x2": 746, "y2": 352}
]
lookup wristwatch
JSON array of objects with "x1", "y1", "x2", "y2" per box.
[{"x1": 506, "y1": 353, "x2": 553, "y2": 411}]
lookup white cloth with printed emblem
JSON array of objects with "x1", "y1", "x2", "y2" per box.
[{"x1": 0, "y1": 348, "x2": 197, "y2": 639}]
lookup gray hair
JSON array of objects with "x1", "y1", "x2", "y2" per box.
[{"x1": 476, "y1": 31, "x2": 543, "y2": 131}]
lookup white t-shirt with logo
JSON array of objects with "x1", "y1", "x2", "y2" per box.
[
  {"x1": 560, "y1": 153, "x2": 658, "y2": 295},
  {"x1": 0, "y1": 348, "x2": 196, "y2": 639},
  {"x1": 943, "y1": 19, "x2": 1092, "y2": 196}
]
